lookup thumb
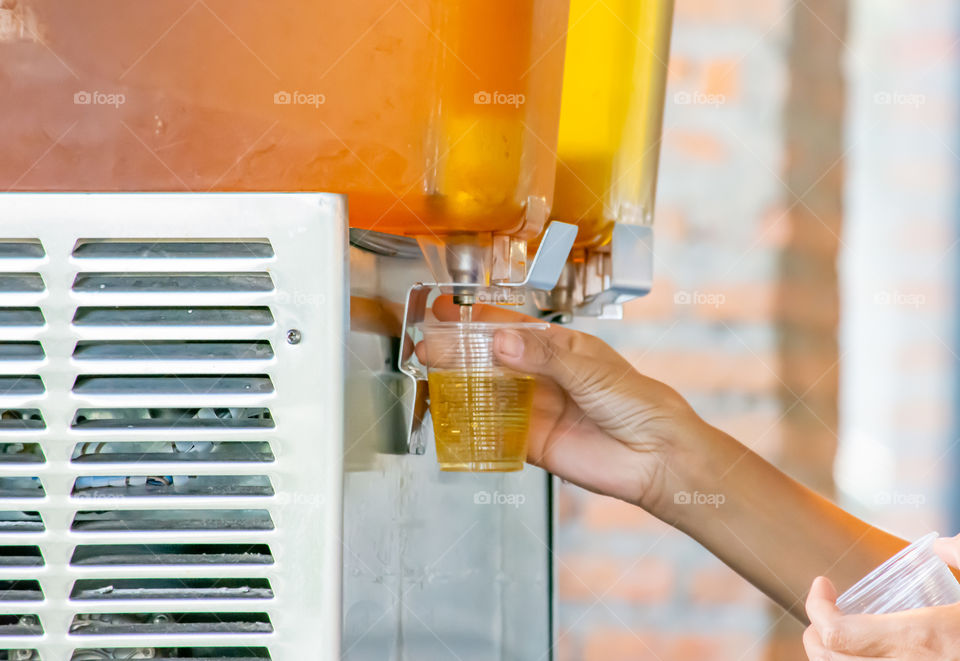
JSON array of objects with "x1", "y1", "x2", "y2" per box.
[
  {"x1": 493, "y1": 326, "x2": 632, "y2": 395},
  {"x1": 933, "y1": 533, "x2": 960, "y2": 569},
  {"x1": 806, "y1": 576, "x2": 841, "y2": 626}
]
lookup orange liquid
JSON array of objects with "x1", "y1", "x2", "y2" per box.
[{"x1": 0, "y1": 0, "x2": 569, "y2": 240}]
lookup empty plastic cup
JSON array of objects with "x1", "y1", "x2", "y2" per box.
[
  {"x1": 418, "y1": 321, "x2": 547, "y2": 472},
  {"x1": 836, "y1": 532, "x2": 960, "y2": 614}
]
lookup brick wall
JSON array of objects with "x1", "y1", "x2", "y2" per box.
[{"x1": 558, "y1": 1, "x2": 849, "y2": 659}]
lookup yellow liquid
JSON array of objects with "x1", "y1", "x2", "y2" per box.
[
  {"x1": 428, "y1": 370, "x2": 535, "y2": 471},
  {"x1": 551, "y1": 0, "x2": 674, "y2": 247}
]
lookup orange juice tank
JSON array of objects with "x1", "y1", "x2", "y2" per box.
[
  {"x1": 551, "y1": 0, "x2": 674, "y2": 248},
  {"x1": 0, "y1": 1, "x2": 569, "y2": 242}
]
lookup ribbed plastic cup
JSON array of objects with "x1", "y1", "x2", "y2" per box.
[
  {"x1": 419, "y1": 321, "x2": 547, "y2": 472},
  {"x1": 836, "y1": 532, "x2": 960, "y2": 614}
]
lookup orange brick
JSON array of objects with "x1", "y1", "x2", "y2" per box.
[
  {"x1": 702, "y1": 58, "x2": 740, "y2": 100},
  {"x1": 689, "y1": 561, "x2": 766, "y2": 605},
  {"x1": 764, "y1": 635, "x2": 809, "y2": 661},
  {"x1": 711, "y1": 413, "x2": 783, "y2": 459},
  {"x1": 781, "y1": 348, "x2": 840, "y2": 400},
  {"x1": 653, "y1": 205, "x2": 688, "y2": 241},
  {"x1": 692, "y1": 282, "x2": 778, "y2": 324},
  {"x1": 621, "y1": 278, "x2": 678, "y2": 321},
  {"x1": 758, "y1": 206, "x2": 842, "y2": 258},
  {"x1": 665, "y1": 130, "x2": 727, "y2": 162},
  {"x1": 626, "y1": 349, "x2": 782, "y2": 394},
  {"x1": 556, "y1": 481, "x2": 580, "y2": 525},
  {"x1": 672, "y1": 634, "x2": 764, "y2": 661},
  {"x1": 581, "y1": 493, "x2": 678, "y2": 535},
  {"x1": 668, "y1": 55, "x2": 694, "y2": 84},
  {"x1": 556, "y1": 629, "x2": 581, "y2": 661},
  {"x1": 558, "y1": 554, "x2": 674, "y2": 603},
  {"x1": 583, "y1": 629, "x2": 664, "y2": 661},
  {"x1": 776, "y1": 280, "x2": 839, "y2": 331},
  {"x1": 583, "y1": 629, "x2": 763, "y2": 661}
]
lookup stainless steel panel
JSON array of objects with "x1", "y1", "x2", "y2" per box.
[{"x1": 343, "y1": 238, "x2": 553, "y2": 661}]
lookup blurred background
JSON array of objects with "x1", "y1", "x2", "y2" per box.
[{"x1": 557, "y1": 0, "x2": 960, "y2": 659}]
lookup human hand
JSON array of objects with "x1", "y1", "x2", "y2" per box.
[
  {"x1": 803, "y1": 536, "x2": 960, "y2": 660},
  {"x1": 427, "y1": 297, "x2": 713, "y2": 514}
]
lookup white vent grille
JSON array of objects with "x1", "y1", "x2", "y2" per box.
[{"x1": 0, "y1": 194, "x2": 346, "y2": 660}]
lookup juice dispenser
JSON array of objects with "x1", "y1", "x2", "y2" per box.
[
  {"x1": 537, "y1": 0, "x2": 675, "y2": 319},
  {"x1": 0, "y1": 1, "x2": 572, "y2": 658}
]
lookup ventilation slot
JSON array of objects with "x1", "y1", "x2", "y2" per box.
[
  {"x1": 0, "y1": 547, "x2": 43, "y2": 567},
  {"x1": 72, "y1": 273, "x2": 274, "y2": 294},
  {"x1": 72, "y1": 375, "x2": 274, "y2": 396},
  {"x1": 71, "y1": 648, "x2": 271, "y2": 660},
  {"x1": 0, "y1": 378, "x2": 43, "y2": 396},
  {"x1": 72, "y1": 475, "x2": 274, "y2": 498},
  {"x1": 0, "y1": 275, "x2": 43, "y2": 294},
  {"x1": 71, "y1": 441, "x2": 274, "y2": 464},
  {"x1": 0, "y1": 478, "x2": 43, "y2": 498},
  {"x1": 71, "y1": 408, "x2": 273, "y2": 431},
  {"x1": 0, "y1": 444, "x2": 44, "y2": 464},
  {"x1": 0, "y1": 343, "x2": 43, "y2": 362},
  {"x1": 0, "y1": 309, "x2": 44, "y2": 328},
  {"x1": 0, "y1": 581, "x2": 42, "y2": 602},
  {"x1": 71, "y1": 578, "x2": 273, "y2": 601},
  {"x1": 73, "y1": 307, "x2": 274, "y2": 328},
  {"x1": 73, "y1": 341, "x2": 274, "y2": 362},
  {"x1": 0, "y1": 614, "x2": 42, "y2": 635},
  {"x1": 72, "y1": 239, "x2": 274, "y2": 259},
  {"x1": 71, "y1": 510, "x2": 274, "y2": 532},
  {"x1": 70, "y1": 544, "x2": 273, "y2": 567},
  {"x1": 0, "y1": 512, "x2": 43, "y2": 533},
  {"x1": 0, "y1": 411, "x2": 44, "y2": 431},
  {"x1": 0, "y1": 241, "x2": 44, "y2": 259},
  {"x1": 0, "y1": 650, "x2": 39, "y2": 660},
  {"x1": 69, "y1": 612, "x2": 272, "y2": 635}
]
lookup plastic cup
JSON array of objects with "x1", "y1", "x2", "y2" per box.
[
  {"x1": 836, "y1": 532, "x2": 960, "y2": 614},
  {"x1": 418, "y1": 321, "x2": 547, "y2": 472}
]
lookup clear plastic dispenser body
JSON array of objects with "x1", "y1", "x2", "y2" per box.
[
  {"x1": 1, "y1": 0, "x2": 571, "y2": 291},
  {"x1": 537, "y1": 0, "x2": 675, "y2": 317}
]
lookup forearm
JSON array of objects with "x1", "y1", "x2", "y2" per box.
[{"x1": 657, "y1": 421, "x2": 906, "y2": 621}]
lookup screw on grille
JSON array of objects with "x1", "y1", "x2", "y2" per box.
[{"x1": 287, "y1": 329, "x2": 302, "y2": 345}]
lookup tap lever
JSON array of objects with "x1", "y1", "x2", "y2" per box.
[{"x1": 511, "y1": 221, "x2": 578, "y2": 291}]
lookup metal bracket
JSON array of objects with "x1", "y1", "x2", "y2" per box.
[
  {"x1": 397, "y1": 283, "x2": 431, "y2": 454},
  {"x1": 503, "y1": 221, "x2": 577, "y2": 290},
  {"x1": 577, "y1": 223, "x2": 654, "y2": 317}
]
